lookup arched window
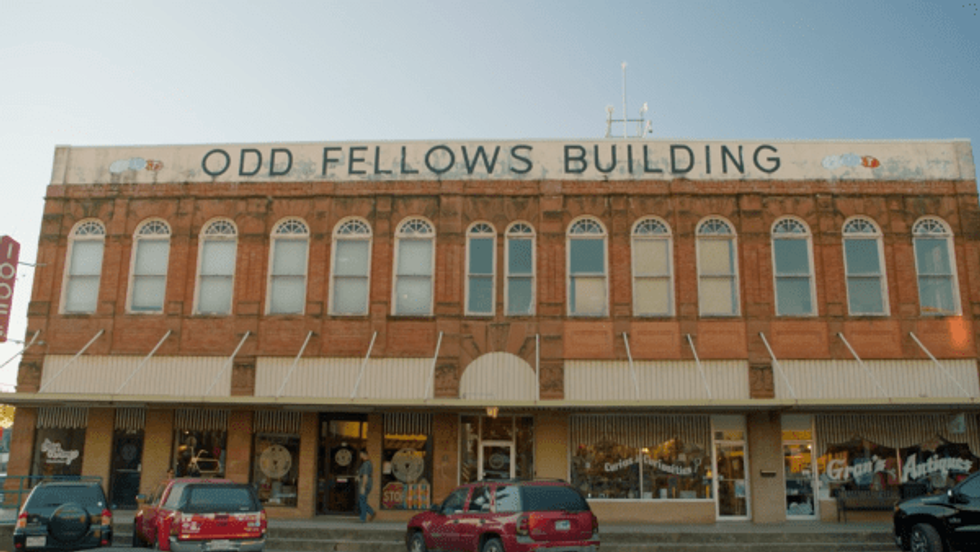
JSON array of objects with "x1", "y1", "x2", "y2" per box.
[
  {"x1": 393, "y1": 217, "x2": 435, "y2": 316},
  {"x1": 466, "y1": 222, "x2": 496, "y2": 316},
  {"x1": 771, "y1": 217, "x2": 816, "y2": 316},
  {"x1": 62, "y1": 220, "x2": 105, "y2": 314},
  {"x1": 632, "y1": 217, "x2": 673, "y2": 316},
  {"x1": 913, "y1": 217, "x2": 960, "y2": 316},
  {"x1": 842, "y1": 217, "x2": 887, "y2": 315},
  {"x1": 505, "y1": 222, "x2": 535, "y2": 316},
  {"x1": 697, "y1": 217, "x2": 739, "y2": 316},
  {"x1": 128, "y1": 219, "x2": 171, "y2": 313},
  {"x1": 567, "y1": 217, "x2": 607, "y2": 317},
  {"x1": 195, "y1": 219, "x2": 237, "y2": 315},
  {"x1": 330, "y1": 218, "x2": 372, "y2": 315},
  {"x1": 267, "y1": 218, "x2": 309, "y2": 315}
]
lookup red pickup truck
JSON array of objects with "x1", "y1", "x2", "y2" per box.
[{"x1": 133, "y1": 478, "x2": 267, "y2": 552}]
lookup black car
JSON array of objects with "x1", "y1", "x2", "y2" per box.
[
  {"x1": 13, "y1": 481, "x2": 113, "y2": 551},
  {"x1": 893, "y1": 471, "x2": 980, "y2": 552}
]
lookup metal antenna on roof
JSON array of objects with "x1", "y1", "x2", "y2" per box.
[{"x1": 605, "y1": 62, "x2": 651, "y2": 138}]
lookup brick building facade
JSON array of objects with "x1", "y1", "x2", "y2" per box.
[{"x1": 4, "y1": 139, "x2": 980, "y2": 523}]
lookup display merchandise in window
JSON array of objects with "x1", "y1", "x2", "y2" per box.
[
  {"x1": 253, "y1": 433, "x2": 300, "y2": 507},
  {"x1": 32, "y1": 428, "x2": 86, "y2": 478},
  {"x1": 571, "y1": 438, "x2": 711, "y2": 500},
  {"x1": 173, "y1": 430, "x2": 226, "y2": 478},
  {"x1": 380, "y1": 432, "x2": 432, "y2": 510}
]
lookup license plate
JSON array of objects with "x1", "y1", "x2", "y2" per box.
[
  {"x1": 555, "y1": 519, "x2": 570, "y2": 530},
  {"x1": 26, "y1": 536, "x2": 46, "y2": 547}
]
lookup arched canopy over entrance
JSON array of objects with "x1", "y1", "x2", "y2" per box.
[{"x1": 459, "y1": 352, "x2": 536, "y2": 402}]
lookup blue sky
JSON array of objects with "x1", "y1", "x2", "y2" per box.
[{"x1": 1, "y1": 0, "x2": 978, "y2": 389}]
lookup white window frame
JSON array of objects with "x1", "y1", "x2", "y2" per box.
[
  {"x1": 465, "y1": 222, "x2": 496, "y2": 317},
  {"x1": 505, "y1": 222, "x2": 536, "y2": 316},
  {"x1": 631, "y1": 217, "x2": 674, "y2": 317},
  {"x1": 266, "y1": 217, "x2": 310, "y2": 315},
  {"x1": 696, "y1": 217, "x2": 740, "y2": 317},
  {"x1": 194, "y1": 218, "x2": 237, "y2": 316},
  {"x1": 392, "y1": 217, "x2": 436, "y2": 316},
  {"x1": 912, "y1": 216, "x2": 961, "y2": 316},
  {"x1": 566, "y1": 216, "x2": 609, "y2": 317},
  {"x1": 329, "y1": 217, "x2": 373, "y2": 316},
  {"x1": 60, "y1": 219, "x2": 106, "y2": 314},
  {"x1": 842, "y1": 217, "x2": 889, "y2": 316},
  {"x1": 771, "y1": 217, "x2": 817, "y2": 317},
  {"x1": 126, "y1": 219, "x2": 172, "y2": 314}
]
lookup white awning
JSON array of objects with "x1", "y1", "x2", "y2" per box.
[
  {"x1": 564, "y1": 360, "x2": 749, "y2": 402},
  {"x1": 40, "y1": 355, "x2": 233, "y2": 397},
  {"x1": 255, "y1": 357, "x2": 430, "y2": 400},
  {"x1": 773, "y1": 359, "x2": 980, "y2": 400}
]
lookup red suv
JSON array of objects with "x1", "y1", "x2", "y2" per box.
[
  {"x1": 406, "y1": 480, "x2": 599, "y2": 552},
  {"x1": 133, "y1": 478, "x2": 267, "y2": 551}
]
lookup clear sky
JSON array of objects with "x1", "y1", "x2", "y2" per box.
[{"x1": 1, "y1": 0, "x2": 978, "y2": 389}]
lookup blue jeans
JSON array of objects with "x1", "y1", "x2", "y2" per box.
[{"x1": 358, "y1": 491, "x2": 375, "y2": 521}]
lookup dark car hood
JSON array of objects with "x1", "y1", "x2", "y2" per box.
[{"x1": 899, "y1": 494, "x2": 947, "y2": 509}]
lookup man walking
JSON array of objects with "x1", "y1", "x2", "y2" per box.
[{"x1": 357, "y1": 449, "x2": 376, "y2": 522}]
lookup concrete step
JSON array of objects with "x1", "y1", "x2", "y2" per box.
[{"x1": 266, "y1": 544, "x2": 895, "y2": 552}]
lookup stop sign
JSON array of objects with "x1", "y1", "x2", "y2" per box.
[{"x1": 0, "y1": 235, "x2": 20, "y2": 343}]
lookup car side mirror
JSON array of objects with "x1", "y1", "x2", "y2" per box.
[{"x1": 948, "y1": 488, "x2": 962, "y2": 503}]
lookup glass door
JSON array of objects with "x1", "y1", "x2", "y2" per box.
[
  {"x1": 317, "y1": 414, "x2": 367, "y2": 515},
  {"x1": 783, "y1": 442, "x2": 816, "y2": 518},
  {"x1": 479, "y1": 442, "x2": 514, "y2": 481},
  {"x1": 110, "y1": 429, "x2": 143, "y2": 509},
  {"x1": 715, "y1": 442, "x2": 748, "y2": 518}
]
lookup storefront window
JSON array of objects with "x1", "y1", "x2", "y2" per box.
[
  {"x1": 252, "y1": 433, "x2": 300, "y2": 507},
  {"x1": 570, "y1": 415, "x2": 713, "y2": 501},
  {"x1": 783, "y1": 428, "x2": 816, "y2": 517},
  {"x1": 173, "y1": 430, "x2": 226, "y2": 478},
  {"x1": 32, "y1": 428, "x2": 85, "y2": 478},
  {"x1": 381, "y1": 427, "x2": 432, "y2": 510},
  {"x1": 899, "y1": 438, "x2": 977, "y2": 493},
  {"x1": 818, "y1": 438, "x2": 900, "y2": 497}
]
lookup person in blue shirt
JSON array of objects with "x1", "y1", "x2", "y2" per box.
[{"x1": 357, "y1": 450, "x2": 376, "y2": 522}]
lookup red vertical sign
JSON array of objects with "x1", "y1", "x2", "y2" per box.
[{"x1": 0, "y1": 235, "x2": 20, "y2": 343}]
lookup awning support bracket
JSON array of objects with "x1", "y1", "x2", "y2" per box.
[
  {"x1": 759, "y1": 332, "x2": 798, "y2": 400},
  {"x1": 0, "y1": 329, "x2": 41, "y2": 372},
  {"x1": 38, "y1": 329, "x2": 104, "y2": 393},
  {"x1": 203, "y1": 331, "x2": 251, "y2": 397},
  {"x1": 686, "y1": 334, "x2": 712, "y2": 400},
  {"x1": 423, "y1": 331, "x2": 444, "y2": 400},
  {"x1": 837, "y1": 332, "x2": 890, "y2": 399},
  {"x1": 277, "y1": 331, "x2": 314, "y2": 398},
  {"x1": 909, "y1": 331, "x2": 971, "y2": 398},
  {"x1": 350, "y1": 331, "x2": 378, "y2": 399},
  {"x1": 115, "y1": 330, "x2": 172, "y2": 394},
  {"x1": 622, "y1": 333, "x2": 640, "y2": 401}
]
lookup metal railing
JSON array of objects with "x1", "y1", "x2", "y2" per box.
[{"x1": 0, "y1": 475, "x2": 103, "y2": 525}]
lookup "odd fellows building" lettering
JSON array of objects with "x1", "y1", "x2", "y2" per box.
[{"x1": 200, "y1": 142, "x2": 782, "y2": 180}]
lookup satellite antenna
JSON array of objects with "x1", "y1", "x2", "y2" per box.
[{"x1": 605, "y1": 62, "x2": 651, "y2": 138}]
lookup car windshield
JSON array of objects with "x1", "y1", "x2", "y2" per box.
[
  {"x1": 520, "y1": 486, "x2": 590, "y2": 513},
  {"x1": 29, "y1": 485, "x2": 104, "y2": 508},
  {"x1": 180, "y1": 485, "x2": 259, "y2": 513}
]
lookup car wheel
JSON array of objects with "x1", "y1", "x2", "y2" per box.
[
  {"x1": 909, "y1": 523, "x2": 943, "y2": 552},
  {"x1": 407, "y1": 532, "x2": 427, "y2": 552},
  {"x1": 481, "y1": 537, "x2": 505, "y2": 552}
]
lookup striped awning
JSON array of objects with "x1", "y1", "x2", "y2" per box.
[
  {"x1": 384, "y1": 412, "x2": 432, "y2": 435},
  {"x1": 37, "y1": 406, "x2": 88, "y2": 429},
  {"x1": 254, "y1": 411, "x2": 302, "y2": 434},
  {"x1": 115, "y1": 408, "x2": 145, "y2": 431},
  {"x1": 174, "y1": 409, "x2": 228, "y2": 432},
  {"x1": 816, "y1": 413, "x2": 980, "y2": 455},
  {"x1": 570, "y1": 414, "x2": 710, "y2": 450}
]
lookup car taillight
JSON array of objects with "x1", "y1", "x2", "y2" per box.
[
  {"x1": 260, "y1": 510, "x2": 267, "y2": 534},
  {"x1": 15, "y1": 511, "x2": 27, "y2": 530},
  {"x1": 516, "y1": 514, "x2": 529, "y2": 536},
  {"x1": 168, "y1": 512, "x2": 179, "y2": 537},
  {"x1": 101, "y1": 508, "x2": 112, "y2": 526}
]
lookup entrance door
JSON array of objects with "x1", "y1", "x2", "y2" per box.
[
  {"x1": 784, "y1": 442, "x2": 816, "y2": 518},
  {"x1": 110, "y1": 430, "x2": 143, "y2": 509},
  {"x1": 479, "y1": 442, "x2": 514, "y2": 481},
  {"x1": 317, "y1": 414, "x2": 368, "y2": 515},
  {"x1": 714, "y1": 442, "x2": 749, "y2": 518}
]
